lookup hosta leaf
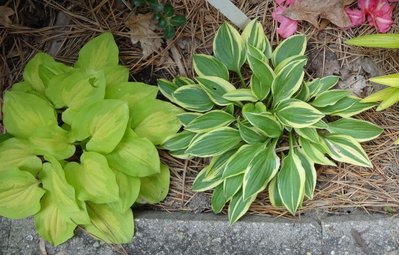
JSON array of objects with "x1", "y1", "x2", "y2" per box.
[
  {"x1": 173, "y1": 84, "x2": 214, "y2": 112},
  {"x1": 299, "y1": 136, "x2": 336, "y2": 166},
  {"x1": 345, "y1": 34, "x2": 399, "y2": 48},
  {"x1": 243, "y1": 140, "x2": 280, "y2": 199},
  {"x1": 193, "y1": 54, "x2": 229, "y2": 80},
  {"x1": 130, "y1": 99, "x2": 182, "y2": 145},
  {"x1": 173, "y1": 76, "x2": 195, "y2": 86},
  {"x1": 223, "y1": 174, "x2": 244, "y2": 200},
  {"x1": 137, "y1": 164, "x2": 170, "y2": 204},
  {"x1": 296, "y1": 149, "x2": 316, "y2": 199},
  {"x1": 223, "y1": 144, "x2": 262, "y2": 178},
  {"x1": 272, "y1": 34, "x2": 306, "y2": 67},
  {"x1": 247, "y1": 45, "x2": 267, "y2": 61},
  {"x1": 311, "y1": 89, "x2": 350, "y2": 108},
  {"x1": 205, "y1": 150, "x2": 236, "y2": 181},
  {"x1": 268, "y1": 177, "x2": 283, "y2": 207},
  {"x1": 247, "y1": 52, "x2": 274, "y2": 100},
  {"x1": 376, "y1": 90, "x2": 399, "y2": 111},
  {"x1": 316, "y1": 96, "x2": 357, "y2": 115},
  {"x1": 213, "y1": 22, "x2": 246, "y2": 73},
  {"x1": 3, "y1": 91, "x2": 57, "y2": 138},
  {"x1": 161, "y1": 131, "x2": 196, "y2": 151},
  {"x1": 323, "y1": 134, "x2": 372, "y2": 168},
  {"x1": 106, "y1": 130, "x2": 160, "y2": 177},
  {"x1": 275, "y1": 55, "x2": 307, "y2": 74},
  {"x1": 34, "y1": 194, "x2": 77, "y2": 246},
  {"x1": 211, "y1": 184, "x2": 229, "y2": 214},
  {"x1": 185, "y1": 110, "x2": 235, "y2": 133},
  {"x1": 192, "y1": 168, "x2": 223, "y2": 192},
  {"x1": 276, "y1": 99, "x2": 324, "y2": 128},
  {"x1": 243, "y1": 112, "x2": 282, "y2": 138},
  {"x1": 23, "y1": 52, "x2": 54, "y2": 93},
  {"x1": 237, "y1": 121, "x2": 267, "y2": 144},
  {"x1": 308, "y1": 76, "x2": 340, "y2": 97},
  {"x1": 109, "y1": 171, "x2": 140, "y2": 212},
  {"x1": 228, "y1": 190, "x2": 256, "y2": 224},
  {"x1": 64, "y1": 152, "x2": 119, "y2": 204},
  {"x1": 75, "y1": 32, "x2": 118, "y2": 70},
  {"x1": 105, "y1": 82, "x2": 158, "y2": 109},
  {"x1": 369, "y1": 74, "x2": 399, "y2": 87},
  {"x1": 277, "y1": 150, "x2": 306, "y2": 215},
  {"x1": 0, "y1": 168, "x2": 45, "y2": 219},
  {"x1": 176, "y1": 112, "x2": 202, "y2": 126},
  {"x1": 158, "y1": 79, "x2": 178, "y2": 102},
  {"x1": 271, "y1": 59, "x2": 306, "y2": 105},
  {"x1": 327, "y1": 118, "x2": 383, "y2": 142},
  {"x1": 197, "y1": 76, "x2": 236, "y2": 106},
  {"x1": 0, "y1": 138, "x2": 42, "y2": 175},
  {"x1": 39, "y1": 61, "x2": 73, "y2": 86},
  {"x1": 103, "y1": 65, "x2": 129, "y2": 87},
  {"x1": 84, "y1": 203, "x2": 134, "y2": 244},
  {"x1": 186, "y1": 127, "x2": 241, "y2": 157},
  {"x1": 295, "y1": 127, "x2": 319, "y2": 143},
  {"x1": 71, "y1": 99, "x2": 129, "y2": 154},
  {"x1": 361, "y1": 87, "x2": 397, "y2": 103},
  {"x1": 334, "y1": 101, "x2": 377, "y2": 117},
  {"x1": 242, "y1": 20, "x2": 271, "y2": 57},
  {"x1": 223, "y1": 88, "x2": 258, "y2": 102},
  {"x1": 295, "y1": 81, "x2": 310, "y2": 101}
]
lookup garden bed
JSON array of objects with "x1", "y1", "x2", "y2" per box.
[{"x1": 1, "y1": 0, "x2": 399, "y2": 222}]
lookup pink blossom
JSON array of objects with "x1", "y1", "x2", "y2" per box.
[
  {"x1": 272, "y1": 6, "x2": 298, "y2": 38},
  {"x1": 345, "y1": 7, "x2": 366, "y2": 27},
  {"x1": 355, "y1": 0, "x2": 395, "y2": 32}
]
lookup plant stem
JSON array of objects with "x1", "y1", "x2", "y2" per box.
[{"x1": 237, "y1": 71, "x2": 246, "y2": 87}]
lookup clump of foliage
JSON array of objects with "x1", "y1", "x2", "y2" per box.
[
  {"x1": 132, "y1": 0, "x2": 186, "y2": 38},
  {"x1": 0, "y1": 33, "x2": 182, "y2": 245},
  {"x1": 158, "y1": 20, "x2": 382, "y2": 223}
]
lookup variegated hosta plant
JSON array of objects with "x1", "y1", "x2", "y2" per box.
[
  {"x1": 158, "y1": 21, "x2": 383, "y2": 223},
  {"x1": 0, "y1": 33, "x2": 182, "y2": 245}
]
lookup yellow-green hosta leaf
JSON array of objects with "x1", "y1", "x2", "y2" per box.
[
  {"x1": 64, "y1": 152, "x2": 119, "y2": 203},
  {"x1": 186, "y1": 127, "x2": 241, "y2": 157},
  {"x1": 243, "y1": 111, "x2": 282, "y2": 138},
  {"x1": 3, "y1": 91, "x2": 57, "y2": 138},
  {"x1": 277, "y1": 150, "x2": 306, "y2": 215},
  {"x1": 271, "y1": 59, "x2": 306, "y2": 105},
  {"x1": 105, "y1": 82, "x2": 158, "y2": 109},
  {"x1": 192, "y1": 168, "x2": 223, "y2": 192},
  {"x1": 197, "y1": 76, "x2": 236, "y2": 106},
  {"x1": 23, "y1": 52, "x2": 55, "y2": 93},
  {"x1": 109, "y1": 171, "x2": 140, "y2": 212},
  {"x1": 213, "y1": 22, "x2": 246, "y2": 73},
  {"x1": 185, "y1": 110, "x2": 235, "y2": 133},
  {"x1": 223, "y1": 144, "x2": 262, "y2": 178},
  {"x1": 268, "y1": 177, "x2": 283, "y2": 207},
  {"x1": 345, "y1": 34, "x2": 399, "y2": 49},
  {"x1": 38, "y1": 61, "x2": 73, "y2": 86},
  {"x1": 307, "y1": 76, "x2": 340, "y2": 97},
  {"x1": 361, "y1": 87, "x2": 397, "y2": 103},
  {"x1": 0, "y1": 138, "x2": 42, "y2": 175},
  {"x1": 0, "y1": 168, "x2": 45, "y2": 219},
  {"x1": 75, "y1": 32, "x2": 119, "y2": 70},
  {"x1": 243, "y1": 140, "x2": 279, "y2": 199},
  {"x1": 137, "y1": 163, "x2": 170, "y2": 204},
  {"x1": 130, "y1": 99, "x2": 183, "y2": 145},
  {"x1": 223, "y1": 88, "x2": 258, "y2": 102},
  {"x1": 211, "y1": 184, "x2": 229, "y2": 214},
  {"x1": 242, "y1": 20, "x2": 271, "y2": 58},
  {"x1": 323, "y1": 134, "x2": 372, "y2": 168},
  {"x1": 103, "y1": 65, "x2": 129, "y2": 87},
  {"x1": 311, "y1": 90, "x2": 351, "y2": 108},
  {"x1": 173, "y1": 84, "x2": 214, "y2": 112},
  {"x1": 295, "y1": 127, "x2": 319, "y2": 144},
  {"x1": 84, "y1": 203, "x2": 134, "y2": 244},
  {"x1": 327, "y1": 118, "x2": 383, "y2": 142},
  {"x1": 295, "y1": 149, "x2": 316, "y2": 199},
  {"x1": 376, "y1": 89, "x2": 399, "y2": 111},
  {"x1": 368, "y1": 74, "x2": 399, "y2": 87},
  {"x1": 299, "y1": 136, "x2": 336, "y2": 166},
  {"x1": 193, "y1": 54, "x2": 229, "y2": 80},
  {"x1": 106, "y1": 130, "x2": 160, "y2": 177},
  {"x1": 228, "y1": 190, "x2": 256, "y2": 224},
  {"x1": 247, "y1": 51, "x2": 274, "y2": 101},
  {"x1": 71, "y1": 99, "x2": 129, "y2": 154},
  {"x1": 237, "y1": 121, "x2": 267, "y2": 144},
  {"x1": 34, "y1": 194, "x2": 77, "y2": 246},
  {"x1": 161, "y1": 131, "x2": 195, "y2": 151},
  {"x1": 276, "y1": 99, "x2": 324, "y2": 128},
  {"x1": 272, "y1": 34, "x2": 306, "y2": 68}
]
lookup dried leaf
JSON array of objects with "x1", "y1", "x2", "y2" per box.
[
  {"x1": 283, "y1": 0, "x2": 353, "y2": 28},
  {"x1": 126, "y1": 14, "x2": 163, "y2": 59},
  {"x1": 0, "y1": 6, "x2": 14, "y2": 27}
]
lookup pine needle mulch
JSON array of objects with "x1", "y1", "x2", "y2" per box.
[{"x1": 1, "y1": 0, "x2": 399, "y2": 218}]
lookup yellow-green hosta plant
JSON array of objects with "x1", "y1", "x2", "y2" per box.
[
  {"x1": 0, "y1": 33, "x2": 182, "y2": 245},
  {"x1": 159, "y1": 21, "x2": 383, "y2": 223}
]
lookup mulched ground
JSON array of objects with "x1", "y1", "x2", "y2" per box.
[{"x1": 1, "y1": 0, "x2": 399, "y2": 218}]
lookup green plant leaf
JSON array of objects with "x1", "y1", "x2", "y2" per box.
[
  {"x1": 237, "y1": 121, "x2": 267, "y2": 144},
  {"x1": 361, "y1": 87, "x2": 397, "y2": 103},
  {"x1": 243, "y1": 140, "x2": 280, "y2": 199},
  {"x1": 3, "y1": 91, "x2": 57, "y2": 138},
  {"x1": 192, "y1": 168, "x2": 223, "y2": 192},
  {"x1": 204, "y1": 150, "x2": 236, "y2": 181},
  {"x1": 173, "y1": 76, "x2": 195, "y2": 86},
  {"x1": 106, "y1": 130, "x2": 160, "y2": 177},
  {"x1": 109, "y1": 171, "x2": 140, "y2": 212},
  {"x1": 228, "y1": 190, "x2": 256, "y2": 224},
  {"x1": 274, "y1": 55, "x2": 307, "y2": 74},
  {"x1": 323, "y1": 134, "x2": 372, "y2": 168},
  {"x1": 295, "y1": 127, "x2": 319, "y2": 143},
  {"x1": 299, "y1": 136, "x2": 336, "y2": 166},
  {"x1": 276, "y1": 99, "x2": 324, "y2": 128},
  {"x1": 173, "y1": 84, "x2": 214, "y2": 112},
  {"x1": 327, "y1": 118, "x2": 383, "y2": 142},
  {"x1": 0, "y1": 168, "x2": 45, "y2": 219},
  {"x1": 213, "y1": 22, "x2": 246, "y2": 73},
  {"x1": 34, "y1": 194, "x2": 77, "y2": 246},
  {"x1": 75, "y1": 32, "x2": 119, "y2": 70},
  {"x1": 170, "y1": 15, "x2": 187, "y2": 26},
  {"x1": 272, "y1": 34, "x2": 306, "y2": 67},
  {"x1": 268, "y1": 177, "x2": 283, "y2": 207},
  {"x1": 39, "y1": 61, "x2": 73, "y2": 86},
  {"x1": 138, "y1": 164, "x2": 170, "y2": 204},
  {"x1": 334, "y1": 101, "x2": 377, "y2": 117},
  {"x1": 211, "y1": 184, "x2": 229, "y2": 213},
  {"x1": 176, "y1": 112, "x2": 202, "y2": 126},
  {"x1": 295, "y1": 80, "x2": 310, "y2": 101},
  {"x1": 222, "y1": 144, "x2": 261, "y2": 178},
  {"x1": 185, "y1": 110, "x2": 235, "y2": 133},
  {"x1": 64, "y1": 152, "x2": 119, "y2": 203},
  {"x1": 84, "y1": 203, "x2": 134, "y2": 244},
  {"x1": 186, "y1": 127, "x2": 241, "y2": 157},
  {"x1": 223, "y1": 88, "x2": 258, "y2": 102},
  {"x1": 345, "y1": 34, "x2": 399, "y2": 48},
  {"x1": 368, "y1": 74, "x2": 399, "y2": 87},
  {"x1": 243, "y1": 111, "x2": 282, "y2": 138},
  {"x1": 102, "y1": 65, "x2": 129, "y2": 87},
  {"x1": 311, "y1": 89, "x2": 351, "y2": 108},
  {"x1": 70, "y1": 99, "x2": 129, "y2": 154},
  {"x1": 223, "y1": 174, "x2": 244, "y2": 200},
  {"x1": 242, "y1": 20, "x2": 271, "y2": 57},
  {"x1": 308, "y1": 76, "x2": 340, "y2": 97},
  {"x1": 247, "y1": 52, "x2": 274, "y2": 100},
  {"x1": 161, "y1": 131, "x2": 196, "y2": 151},
  {"x1": 23, "y1": 52, "x2": 55, "y2": 93},
  {"x1": 296, "y1": 149, "x2": 316, "y2": 199},
  {"x1": 158, "y1": 79, "x2": 179, "y2": 102},
  {"x1": 105, "y1": 82, "x2": 158, "y2": 109},
  {"x1": 277, "y1": 150, "x2": 306, "y2": 215},
  {"x1": 193, "y1": 54, "x2": 229, "y2": 80},
  {"x1": 197, "y1": 76, "x2": 236, "y2": 106}
]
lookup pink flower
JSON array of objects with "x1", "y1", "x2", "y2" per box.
[
  {"x1": 345, "y1": 7, "x2": 366, "y2": 27},
  {"x1": 272, "y1": 6, "x2": 298, "y2": 38},
  {"x1": 358, "y1": 0, "x2": 395, "y2": 32}
]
